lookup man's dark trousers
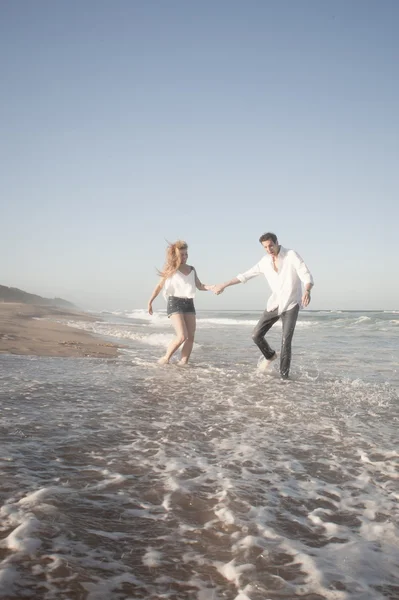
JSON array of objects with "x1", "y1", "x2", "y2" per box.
[{"x1": 252, "y1": 304, "x2": 299, "y2": 379}]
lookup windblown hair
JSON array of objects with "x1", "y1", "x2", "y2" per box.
[
  {"x1": 158, "y1": 240, "x2": 188, "y2": 279},
  {"x1": 259, "y1": 232, "x2": 278, "y2": 244}
]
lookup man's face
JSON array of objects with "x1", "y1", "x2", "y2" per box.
[{"x1": 262, "y1": 239, "x2": 279, "y2": 256}]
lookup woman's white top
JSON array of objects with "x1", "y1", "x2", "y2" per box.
[{"x1": 163, "y1": 268, "x2": 197, "y2": 299}]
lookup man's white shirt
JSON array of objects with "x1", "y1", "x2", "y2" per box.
[{"x1": 236, "y1": 246, "x2": 314, "y2": 314}]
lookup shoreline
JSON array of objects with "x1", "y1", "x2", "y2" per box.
[{"x1": 0, "y1": 303, "x2": 120, "y2": 359}]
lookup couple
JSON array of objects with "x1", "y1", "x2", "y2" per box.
[{"x1": 147, "y1": 233, "x2": 314, "y2": 378}]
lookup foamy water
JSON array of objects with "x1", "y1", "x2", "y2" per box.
[{"x1": 0, "y1": 309, "x2": 398, "y2": 599}]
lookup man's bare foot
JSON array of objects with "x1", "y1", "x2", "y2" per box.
[
  {"x1": 268, "y1": 352, "x2": 277, "y2": 363},
  {"x1": 257, "y1": 352, "x2": 277, "y2": 372},
  {"x1": 158, "y1": 356, "x2": 169, "y2": 365}
]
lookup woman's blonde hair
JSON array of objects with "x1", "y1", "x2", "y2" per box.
[{"x1": 158, "y1": 240, "x2": 188, "y2": 279}]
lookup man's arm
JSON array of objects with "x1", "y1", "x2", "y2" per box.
[
  {"x1": 291, "y1": 251, "x2": 314, "y2": 307},
  {"x1": 213, "y1": 277, "x2": 241, "y2": 295},
  {"x1": 213, "y1": 261, "x2": 262, "y2": 295},
  {"x1": 302, "y1": 284, "x2": 313, "y2": 307}
]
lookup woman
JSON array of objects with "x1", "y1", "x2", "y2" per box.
[{"x1": 148, "y1": 240, "x2": 213, "y2": 365}]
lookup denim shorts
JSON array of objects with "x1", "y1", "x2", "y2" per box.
[{"x1": 167, "y1": 296, "x2": 196, "y2": 317}]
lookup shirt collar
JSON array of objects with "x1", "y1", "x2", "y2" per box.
[
  {"x1": 278, "y1": 246, "x2": 287, "y2": 257},
  {"x1": 268, "y1": 245, "x2": 286, "y2": 264}
]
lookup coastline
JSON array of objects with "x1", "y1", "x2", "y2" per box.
[{"x1": 0, "y1": 303, "x2": 120, "y2": 358}]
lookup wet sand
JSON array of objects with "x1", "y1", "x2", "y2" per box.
[{"x1": 0, "y1": 303, "x2": 119, "y2": 358}]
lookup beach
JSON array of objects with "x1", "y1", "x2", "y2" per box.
[
  {"x1": 0, "y1": 303, "x2": 119, "y2": 358},
  {"x1": 0, "y1": 308, "x2": 398, "y2": 599}
]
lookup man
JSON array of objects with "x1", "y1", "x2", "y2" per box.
[{"x1": 214, "y1": 232, "x2": 314, "y2": 379}]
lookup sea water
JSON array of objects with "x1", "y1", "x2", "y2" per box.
[{"x1": 0, "y1": 309, "x2": 398, "y2": 599}]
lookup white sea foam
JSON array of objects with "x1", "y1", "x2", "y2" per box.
[
  {"x1": 125, "y1": 309, "x2": 169, "y2": 325},
  {"x1": 142, "y1": 548, "x2": 163, "y2": 567},
  {"x1": 197, "y1": 317, "x2": 258, "y2": 326},
  {"x1": 64, "y1": 319, "x2": 174, "y2": 348},
  {"x1": 352, "y1": 316, "x2": 372, "y2": 324},
  {"x1": 3, "y1": 517, "x2": 42, "y2": 553}
]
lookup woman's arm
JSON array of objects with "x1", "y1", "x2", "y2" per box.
[
  {"x1": 194, "y1": 269, "x2": 213, "y2": 291},
  {"x1": 147, "y1": 278, "x2": 165, "y2": 314}
]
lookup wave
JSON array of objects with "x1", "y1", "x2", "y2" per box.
[
  {"x1": 197, "y1": 317, "x2": 258, "y2": 326},
  {"x1": 87, "y1": 309, "x2": 399, "y2": 334},
  {"x1": 64, "y1": 320, "x2": 172, "y2": 348},
  {"x1": 351, "y1": 316, "x2": 372, "y2": 325},
  {"x1": 197, "y1": 318, "x2": 316, "y2": 329},
  {"x1": 125, "y1": 309, "x2": 169, "y2": 326},
  {"x1": 120, "y1": 310, "x2": 319, "y2": 328}
]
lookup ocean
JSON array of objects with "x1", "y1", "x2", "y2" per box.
[{"x1": 0, "y1": 308, "x2": 398, "y2": 600}]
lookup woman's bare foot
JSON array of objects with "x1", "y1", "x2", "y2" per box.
[
  {"x1": 177, "y1": 359, "x2": 188, "y2": 367},
  {"x1": 158, "y1": 356, "x2": 169, "y2": 365}
]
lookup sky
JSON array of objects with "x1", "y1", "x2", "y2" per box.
[{"x1": 1, "y1": 0, "x2": 398, "y2": 311}]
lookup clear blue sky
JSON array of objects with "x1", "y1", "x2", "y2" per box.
[{"x1": 1, "y1": 1, "x2": 398, "y2": 310}]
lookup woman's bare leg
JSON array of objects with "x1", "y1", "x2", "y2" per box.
[
  {"x1": 158, "y1": 314, "x2": 188, "y2": 364},
  {"x1": 178, "y1": 313, "x2": 196, "y2": 365}
]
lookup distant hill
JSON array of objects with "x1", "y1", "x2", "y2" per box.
[{"x1": 0, "y1": 285, "x2": 76, "y2": 309}]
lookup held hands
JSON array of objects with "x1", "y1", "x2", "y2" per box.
[{"x1": 212, "y1": 284, "x2": 225, "y2": 295}]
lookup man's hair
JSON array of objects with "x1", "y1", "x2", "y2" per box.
[{"x1": 259, "y1": 232, "x2": 277, "y2": 244}]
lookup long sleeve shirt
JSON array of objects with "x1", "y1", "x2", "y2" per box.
[{"x1": 236, "y1": 246, "x2": 314, "y2": 314}]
